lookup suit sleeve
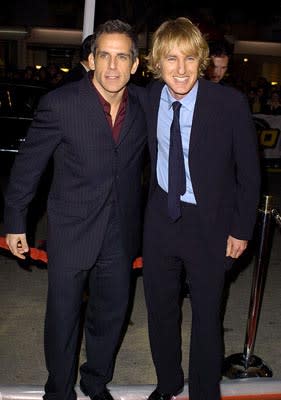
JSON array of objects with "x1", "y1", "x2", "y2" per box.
[
  {"x1": 4, "y1": 93, "x2": 62, "y2": 233},
  {"x1": 230, "y1": 92, "x2": 261, "y2": 239}
]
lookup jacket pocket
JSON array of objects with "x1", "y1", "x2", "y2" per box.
[{"x1": 47, "y1": 199, "x2": 88, "y2": 220}]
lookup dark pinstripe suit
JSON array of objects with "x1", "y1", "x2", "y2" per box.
[
  {"x1": 142, "y1": 78, "x2": 261, "y2": 400},
  {"x1": 4, "y1": 74, "x2": 147, "y2": 400}
]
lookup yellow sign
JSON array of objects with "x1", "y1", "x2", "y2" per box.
[{"x1": 258, "y1": 129, "x2": 280, "y2": 148}]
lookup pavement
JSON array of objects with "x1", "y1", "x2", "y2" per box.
[{"x1": 0, "y1": 170, "x2": 280, "y2": 399}]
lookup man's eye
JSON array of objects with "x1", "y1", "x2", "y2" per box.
[{"x1": 118, "y1": 54, "x2": 130, "y2": 61}]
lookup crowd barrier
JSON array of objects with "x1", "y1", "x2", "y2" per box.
[{"x1": 223, "y1": 195, "x2": 281, "y2": 379}]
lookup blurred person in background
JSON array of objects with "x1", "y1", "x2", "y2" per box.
[
  {"x1": 36, "y1": 66, "x2": 50, "y2": 85},
  {"x1": 248, "y1": 86, "x2": 268, "y2": 113},
  {"x1": 59, "y1": 34, "x2": 94, "y2": 85},
  {"x1": 205, "y1": 39, "x2": 232, "y2": 84},
  {"x1": 262, "y1": 90, "x2": 281, "y2": 115}
]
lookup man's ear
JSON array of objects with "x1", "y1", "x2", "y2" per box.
[
  {"x1": 88, "y1": 53, "x2": 95, "y2": 70},
  {"x1": 130, "y1": 57, "x2": 139, "y2": 75}
]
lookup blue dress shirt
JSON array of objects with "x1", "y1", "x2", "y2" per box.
[{"x1": 156, "y1": 82, "x2": 198, "y2": 204}]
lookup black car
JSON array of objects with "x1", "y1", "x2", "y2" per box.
[
  {"x1": 0, "y1": 80, "x2": 49, "y2": 154},
  {"x1": 0, "y1": 81, "x2": 51, "y2": 222}
]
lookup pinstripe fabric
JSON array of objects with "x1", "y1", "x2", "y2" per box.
[
  {"x1": 4, "y1": 75, "x2": 147, "y2": 271},
  {"x1": 4, "y1": 74, "x2": 147, "y2": 400}
]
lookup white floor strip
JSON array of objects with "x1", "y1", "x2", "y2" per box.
[{"x1": 1, "y1": 379, "x2": 281, "y2": 400}]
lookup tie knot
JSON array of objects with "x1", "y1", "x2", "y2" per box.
[{"x1": 172, "y1": 101, "x2": 181, "y2": 112}]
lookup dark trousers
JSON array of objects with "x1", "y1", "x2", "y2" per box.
[
  {"x1": 43, "y1": 205, "x2": 131, "y2": 400},
  {"x1": 143, "y1": 187, "x2": 226, "y2": 400}
]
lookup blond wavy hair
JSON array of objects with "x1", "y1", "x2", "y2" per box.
[{"x1": 147, "y1": 17, "x2": 209, "y2": 79}]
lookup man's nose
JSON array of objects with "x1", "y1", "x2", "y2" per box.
[
  {"x1": 109, "y1": 56, "x2": 117, "y2": 69},
  {"x1": 177, "y1": 60, "x2": 186, "y2": 74}
]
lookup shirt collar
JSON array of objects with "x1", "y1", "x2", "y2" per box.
[{"x1": 164, "y1": 80, "x2": 198, "y2": 111}]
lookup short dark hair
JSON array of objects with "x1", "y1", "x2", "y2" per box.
[
  {"x1": 80, "y1": 34, "x2": 95, "y2": 61},
  {"x1": 91, "y1": 19, "x2": 139, "y2": 61},
  {"x1": 208, "y1": 40, "x2": 232, "y2": 58}
]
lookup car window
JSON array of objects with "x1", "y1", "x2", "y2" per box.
[
  {"x1": 0, "y1": 84, "x2": 47, "y2": 117},
  {"x1": 0, "y1": 86, "x2": 13, "y2": 115}
]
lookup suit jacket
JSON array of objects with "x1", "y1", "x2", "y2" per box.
[
  {"x1": 4, "y1": 75, "x2": 147, "y2": 271},
  {"x1": 145, "y1": 78, "x2": 261, "y2": 260}
]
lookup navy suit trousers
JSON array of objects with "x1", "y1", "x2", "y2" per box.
[
  {"x1": 143, "y1": 186, "x2": 226, "y2": 400},
  {"x1": 43, "y1": 204, "x2": 131, "y2": 400}
]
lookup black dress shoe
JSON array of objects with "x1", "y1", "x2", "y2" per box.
[
  {"x1": 147, "y1": 389, "x2": 175, "y2": 400},
  {"x1": 80, "y1": 381, "x2": 114, "y2": 400},
  {"x1": 91, "y1": 389, "x2": 114, "y2": 400}
]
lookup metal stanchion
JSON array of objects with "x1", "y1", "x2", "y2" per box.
[
  {"x1": 223, "y1": 195, "x2": 280, "y2": 379},
  {"x1": 272, "y1": 208, "x2": 281, "y2": 228}
]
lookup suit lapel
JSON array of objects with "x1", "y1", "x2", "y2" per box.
[
  {"x1": 149, "y1": 81, "x2": 163, "y2": 164},
  {"x1": 79, "y1": 75, "x2": 114, "y2": 143},
  {"x1": 117, "y1": 88, "x2": 138, "y2": 146}
]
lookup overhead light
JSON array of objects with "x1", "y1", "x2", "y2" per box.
[
  {"x1": 235, "y1": 40, "x2": 281, "y2": 56},
  {"x1": 28, "y1": 28, "x2": 82, "y2": 45},
  {"x1": 0, "y1": 27, "x2": 27, "y2": 39}
]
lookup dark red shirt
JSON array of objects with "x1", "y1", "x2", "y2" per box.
[{"x1": 89, "y1": 72, "x2": 128, "y2": 143}]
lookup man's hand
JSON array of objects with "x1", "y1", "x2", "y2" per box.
[
  {"x1": 6, "y1": 233, "x2": 29, "y2": 260},
  {"x1": 226, "y1": 235, "x2": 248, "y2": 259}
]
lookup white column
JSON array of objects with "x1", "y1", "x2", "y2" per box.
[{"x1": 82, "y1": 0, "x2": 96, "y2": 41}]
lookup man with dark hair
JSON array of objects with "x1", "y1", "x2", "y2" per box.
[
  {"x1": 4, "y1": 19, "x2": 146, "y2": 400},
  {"x1": 59, "y1": 34, "x2": 94, "y2": 85},
  {"x1": 205, "y1": 39, "x2": 233, "y2": 84}
]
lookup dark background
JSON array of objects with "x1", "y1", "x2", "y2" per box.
[{"x1": 2, "y1": 1, "x2": 281, "y2": 40}]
